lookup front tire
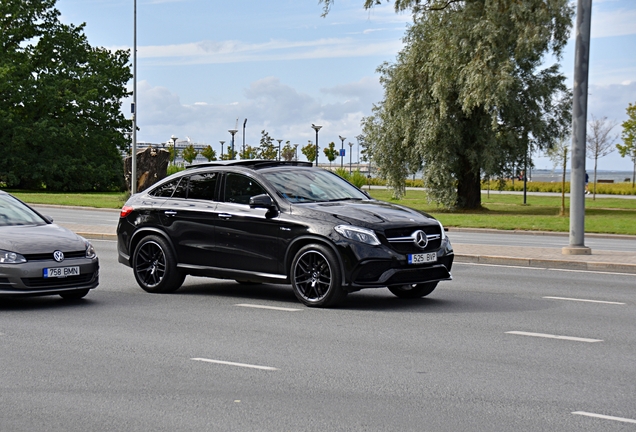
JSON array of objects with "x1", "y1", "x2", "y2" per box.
[
  {"x1": 133, "y1": 235, "x2": 185, "y2": 293},
  {"x1": 291, "y1": 244, "x2": 346, "y2": 307},
  {"x1": 388, "y1": 282, "x2": 438, "y2": 299}
]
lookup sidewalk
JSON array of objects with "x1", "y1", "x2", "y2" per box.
[{"x1": 64, "y1": 220, "x2": 636, "y2": 276}]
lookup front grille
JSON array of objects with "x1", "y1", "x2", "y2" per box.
[
  {"x1": 0, "y1": 277, "x2": 11, "y2": 289},
  {"x1": 21, "y1": 272, "x2": 96, "y2": 288},
  {"x1": 384, "y1": 225, "x2": 442, "y2": 253},
  {"x1": 23, "y1": 250, "x2": 86, "y2": 262}
]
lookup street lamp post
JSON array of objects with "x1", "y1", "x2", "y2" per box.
[
  {"x1": 277, "y1": 139, "x2": 283, "y2": 161},
  {"x1": 242, "y1": 119, "x2": 247, "y2": 159},
  {"x1": 339, "y1": 135, "x2": 346, "y2": 169},
  {"x1": 348, "y1": 142, "x2": 354, "y2": 174},
  {"x1": 219, "y1": 140, "x2": 225, "y2": 160},
  {"x1": 131, "y1": 0, "x2": 138, "y2": 194},
  {"x1": 294, "y1": 144, "x2": 299, "y2": 161},
  {"x1": 170, "y1": 135, "x2": 178, "y2": 164},
  {"x1": 311, "y1": 124, "x2": 322, "y2": 167},
  {"x1": 228, "y1": 129, "x2": 238, "y2": 160}
]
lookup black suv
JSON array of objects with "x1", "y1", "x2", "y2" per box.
[{"x1": 117, "y1": 161, "x2": 453, "y2": 307}]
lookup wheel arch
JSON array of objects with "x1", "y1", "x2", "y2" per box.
[
  {"x1": 129, "y1": 228, "x2": 179, "y2": 266},
  {"x1": 284, "y1": 235, "x2": 346, "y2": 283}
]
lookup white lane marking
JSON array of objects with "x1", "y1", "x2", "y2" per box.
[
  {"x1": 191, "y1": 358, "x2": 278, "y2": 371},
  {"x1": 543, "y1": 296, "x2": 625, "y2": 305},
  {"x1": 235, "y1": 303, "x2": 301, "y2": 312},
  {"x1": 456, "y1": 262, "x2": 636, "y2": 276},
  {"x1": 573, "y1": 411, "x2": 636, "y2": 424},
  {"x1": 505, "y1": 331, "x2": 602, "y2": 343}
]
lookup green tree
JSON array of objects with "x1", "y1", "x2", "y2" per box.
[
  {"x1": 352, "y1": 0, "x2": 573, "y2": 208},
  {"x1": 240, "y1": 145, "x2": 259, "y2": 160},
  {"x1": 617, "y1": 103, "x2": 636, "y2": 187},
  {"x1": 258, "y1": 130, "x2": 278, "y2": 160},
  {"x1": 281, "y1": 141, "x2": 295, "y2": 161},
  {"x1": 546, "y1": 135, "x2": 570, "y2": 215},
  {"x1": 200, "y1": 145, "x2": 217, "y2": 162},
  {"x1": 302, "y1": 140, "x2": 317, "y2": 164},
  {"x1": 323, "y1": 142, "x2": 338, "y2": 167},
  {"x1": 182, "y1": 144, "x2": 199, "y2": 165},
  {"x1": 222, "y1": 147, "x2": 237, "y2": 161},
  {"x1": 0, "y1": 0, "x2": 131, "y2": 191},
  {"x1": 168, "y1": 144, "x2": 179, "y2": 164}
]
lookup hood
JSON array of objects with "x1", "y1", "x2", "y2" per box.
[
  {"x1": 0, "y1": 223, "x2": 86, "y2": 254},
  {"x1": 297, "y1": 200, "x2": 437, "y2": 228}
]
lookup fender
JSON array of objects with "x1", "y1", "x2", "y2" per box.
[{"x1": 284, "y1": 234, "x2": 346, "y2": 284}]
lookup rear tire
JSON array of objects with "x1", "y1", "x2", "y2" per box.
[
  {"x1": 291, "y1": 244, "x2": 346, "y2": 307},
  {"x1": 388, "y1": 282, "x2": 438, "y2": 299},
  {"x1": 59, "y1": 289, "x2": 90, "y2": 300},
  {"x1": 133, "y1": 235, "x2": 185, "y2": 293}
]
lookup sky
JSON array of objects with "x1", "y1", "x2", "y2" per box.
[{"x1": 56, "y1": 0, "x2": 636, "y2": 171}]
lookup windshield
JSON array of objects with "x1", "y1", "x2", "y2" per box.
[
  {"x1": 0, "y1": 194, "x2": 47, "y2": 226},
  {"x1": 262, "y1": 169, "x2": 369, "y2": 203}
]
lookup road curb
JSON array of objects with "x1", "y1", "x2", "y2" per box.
[
  {"x1": 79, "y1": 232, "x2": 118, "y2": 241},
  {"x1": 448, "y1": 227, "x2": 636, "y2": 240},
  {"x1": 455, "y1": 254, "x2": 636, "y2": 274}
]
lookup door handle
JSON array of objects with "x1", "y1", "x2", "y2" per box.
[
  {"x1": 219, "y1": 213, "x2": 232, "y2": 219},
  {"x1": 164, "y1": 210, "x2": 177, "y2": 216}
]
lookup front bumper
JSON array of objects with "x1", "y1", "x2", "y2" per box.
[
  {"x1": 339, "y1": 237, "x2": 454, "y2": 290},
  {"x1": 0, "y1": 258, "x2": 99, "y2": 297}
]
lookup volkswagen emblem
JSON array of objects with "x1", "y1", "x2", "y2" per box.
[
  {"x1": 53, "y1": 250, "x2": 65, "y2": 262},
  {"x1": 411, "y1": 230, "x2": 428, "y2": 249}
]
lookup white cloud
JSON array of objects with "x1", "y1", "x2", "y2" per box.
[
  {"x1": 591, "y1": 8, "x2": 636, "y2": 38},
  {"x1": 128, "y1": 77, "x2": 376, "y2": 158}
]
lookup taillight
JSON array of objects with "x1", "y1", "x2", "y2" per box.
[{"x1": 120, "y1": 205, "x2": 134, "y2": 218}]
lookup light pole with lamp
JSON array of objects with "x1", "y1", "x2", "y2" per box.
[
  {"x1": 339, "y1": 135, "x2": 346, "y2": 169},
  {"x1": 131, "y1": 0, "x2": 138, "y2": 194},
  {"x1": 311, "y1": 124, "x2": 322, "y2": 167},
  {"x1": 228, "y1": 129, "x2": 238, "y2": 160},
  {"x1": 242, "y1": 118, "x2": 247, "y2": 159},
  {"x1": 277, "y1": 139, "x2": 283, "y2": 161},
  {"x1": 170, "y1": 135, "x2": 178, "y2": 164},
  {"x1": 219, "y1": 140, "x2": 225, "y2": 160},
  {"x1": 294, "y1": 144, "x2": 299, "y2": 161},
  {"x1": 348, "y1": 142, "x2": 354, "y2": 174}
]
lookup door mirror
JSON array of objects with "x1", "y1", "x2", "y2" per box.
[{"x1": 249, "y1": 194, "x2": 275, "y2": 210}]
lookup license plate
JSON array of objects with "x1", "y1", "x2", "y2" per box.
[
  {"x1": 43, "y1": 266, "x2": 80, "y2": 278},
  {"x1": 408, "y1": 252, "x2": 437, "y2": 265}
]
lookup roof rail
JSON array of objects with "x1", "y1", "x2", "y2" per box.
[{"x1": 184, "y1": 160, "x2": 313, "y2": 170}]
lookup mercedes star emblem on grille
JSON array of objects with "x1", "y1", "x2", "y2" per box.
[{"x1": 412, "y1": 230, "x2": 428, "y2": 249}]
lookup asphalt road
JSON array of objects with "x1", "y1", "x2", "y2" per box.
[{"x1": 1, "y1": 240, "x2": 634, "y2": 431}]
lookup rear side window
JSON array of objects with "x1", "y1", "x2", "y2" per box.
[
  {"x1": 223, "y1": 173, "x2": 266, "y2": 205},
  {"x1": 150, "y1": 178, "x2": 181, "y2": 197},
  {"x1": 172, "y1": 177, "x2": 189, "y2": 199},
  {"x1": 188, "y1": 172, "x2": 218, "y2": 201}
]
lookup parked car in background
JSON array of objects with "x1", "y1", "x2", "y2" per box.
[
  {"x1": 0, "y1": 191, "x2": 99, "y2": 299},
  {"x1": 117, "y1": 161, "x2": 453, "y2": 307}
]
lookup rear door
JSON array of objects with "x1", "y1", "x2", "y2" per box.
[{"x1": 160, "y1": 172, "x2": 219, "y2": 266}]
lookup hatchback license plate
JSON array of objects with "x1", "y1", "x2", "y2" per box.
[
  {"x1": 408, "y1": 252, "x2": 437, "y2": 265},
  {"x1": 44, "y1": 266, "x2": 80, "y2": 278}
]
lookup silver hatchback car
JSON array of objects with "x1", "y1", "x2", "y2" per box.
[{"x1": 0, "y1": 191, "x2": 99, "y2": 299}]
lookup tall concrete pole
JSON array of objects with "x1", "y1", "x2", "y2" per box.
[
  {"x1": 131, "y1": 0, "x2": 138, "y2": 195},
  {"x1": 563, "y1": 0, "x2": 592, "y2": 255}
]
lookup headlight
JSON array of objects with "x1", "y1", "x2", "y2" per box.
[
  {"x1": 438, "y1": 220, "x2": 446, "y2": 240},
  {"x1": 85, "y1": 240, "x2": 97, "y2": 259},
  {"x1": 0, "y1": 250, "x2": 27, "y2": 264},
  {"x1": 334, "y1": 225, "x2": 381, "y2": 246}
]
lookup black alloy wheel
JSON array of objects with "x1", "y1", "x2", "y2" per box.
[
  {"x1": 291, "y1": 244, "x2": 346, "y2": 307},
  {"x1": 388, "y1": 282, "x2": 438, "y2": 299},
  {"x1": 133, "y1": 235, "x2": 185, "y2": 293},
  {"x1": 59, "y1": 289, "x2": 90, "y2": 300}
]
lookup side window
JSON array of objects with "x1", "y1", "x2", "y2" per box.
[
  {"x1": 150, "y1": 178, "x2": 180, "y2": 198},
  {"x1": 172, "y1": 177, "x2": 189, "y2": 199},
  {"x1": 188, "y1": 172, "x2": 218, "y2": 201},
  {"x1": 223, "y1": 173, "x2": 266, "y2": 205}
]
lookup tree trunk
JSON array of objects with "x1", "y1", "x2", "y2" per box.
[
  {"x1": 593, "y1": 157, "x2": 598, "y2": 201},
  {"x1": 456, "y1": 160, "x2": 482, "y2": 209}
]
